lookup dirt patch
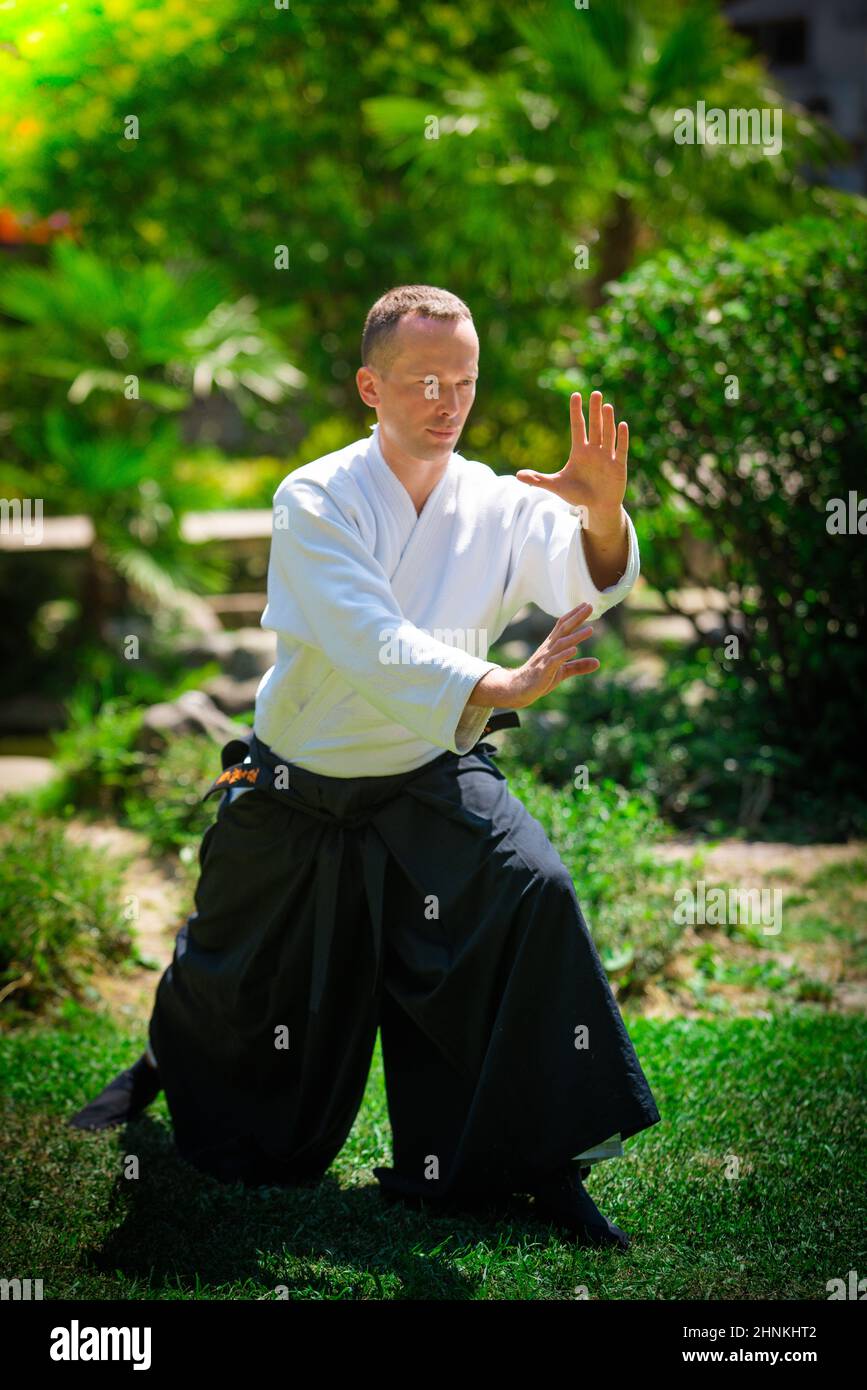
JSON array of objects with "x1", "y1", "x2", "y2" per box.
[
  {"x1": 64, "y1": 820, "x2": 189, "y2": 1026},
  {"x1": 655, "y1": 838, "x2": 867, "y2": 883},
  {"x1": 638, "y1": 842, "x2": 867, "y2": 1018}
]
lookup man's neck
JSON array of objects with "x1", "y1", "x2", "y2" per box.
[{"x1": 375, "y1": 424, "x2": 451, "y2": 517}]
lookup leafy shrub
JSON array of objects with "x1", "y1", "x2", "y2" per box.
[
  {"x1": 496, "y1": 627, "x2": 851, "y2": 838},
  {"x1": 44, "y1": 698, "x2": 233, "y2": 856},
  {"x1": 0, "y1": 805, "x2": 132, "y2": 1022},
  {"x1": 122, "y1": 736, "x2": 223, "y2": 857},
  {"x1": 49, "y1": 692, "x2": 147, "y2": 814},
  {"x1": 498, "y1": 760, "x2": 684, "y2": 995},
  {"x1": 42, "y1": 674, "x2": 234, "y2": 836},
  {"x1": 61, "y1": 645, "x2": 223, "y2": 710},
  {"x1": 546, "y1": 207, "x2": 867, "y2": 815}
]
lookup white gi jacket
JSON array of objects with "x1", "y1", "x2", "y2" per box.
[{"x1": 253, "y1": 423, "x2": 640, "y2": 776}]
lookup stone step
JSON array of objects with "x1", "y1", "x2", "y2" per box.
[
  {"x1": 0, "y1": 755, "x2": 57, "y2": 797},
  {"x1": 205, "y1": 593, "x2": 267, "y2": 629}
]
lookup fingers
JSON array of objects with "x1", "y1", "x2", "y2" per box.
[
  {"x1": 586, "y1": 390, "x2": 621, "y2": 458},
  {"x1": 602, "y1": 402, "x2": 616, "y2": 455},
  {"x1": 588, "y1": 390, "x2": 603, "y2": 447},
  {"x1": 553, "y1": 601, "x2": 594, "y2": 632},
  {"x1": 551, "y1": 624, "x2": 593, "y2": 654},
  {"x1": 558, "y1": 656, "x2": 600, "y2": 678},
  {"x1": 570, "y1": 393, "x2": 588, "y2": 450}
]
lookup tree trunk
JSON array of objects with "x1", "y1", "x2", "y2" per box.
[
  {"x1": 590, "y1": 194, "x2": 638, "y2": 307},
  {"x1": 79, "y1": 540, "x2": 116, "y2": 646}
]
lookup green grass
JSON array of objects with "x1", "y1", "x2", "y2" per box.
[
  {"x1": 1, "y1": 1002, "x2": 864, "y2": 1300},
  {"x1": 806, "y1": 857, "x2": 867, "y2": 891},
  {"x1": 0, "y1": 808, "x2": 134, "y2": 1020}
]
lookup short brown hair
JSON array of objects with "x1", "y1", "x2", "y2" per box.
[{"x1": 361, "y1": 284, "x2": 473, "y2": 374}]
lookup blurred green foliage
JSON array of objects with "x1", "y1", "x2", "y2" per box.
[
  {"x1": 0, "y1": 0, "x2": 844, "y2": 466},
  {"x1": 50, "y1": 693, "x2": 146, "y2": 813},
  {"x1": 500, "y1": 634, "x2": 867, "y2": 840},
  {"x1": 121, "y1": 736, "x2": 233, "y2": 859},
  {"x1": 42, "y1": 676, "x2": 240, "y2": 855},
  {"x1": 0, "y1": 241, "x2": 301, "y2": 635},
  {"x1": 542, "y1": 208, "x2": 867, "y2": 823}
]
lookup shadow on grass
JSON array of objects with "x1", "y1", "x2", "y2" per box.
[
  {"x1": 6, "y1": 1008, "x2": 864, "y2": 1298},
  {"x1": 84, "y1": 1113, "x2": 554, "y2": 1300}
]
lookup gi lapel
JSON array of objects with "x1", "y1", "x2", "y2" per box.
[
  {"x1": 388, "y1": 469, "x2": 456, "y2": 610},
  {"x1": 366, "y1": 427, "x2": 458, "y2": 606}
]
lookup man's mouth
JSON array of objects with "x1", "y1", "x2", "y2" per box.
[{"x1": 427, "y1": 426, "x2": 459, "y2": 438}]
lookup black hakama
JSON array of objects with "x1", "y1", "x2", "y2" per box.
[{"x1": 147, "y1": 729, "x2": 661, "y2": 1199}]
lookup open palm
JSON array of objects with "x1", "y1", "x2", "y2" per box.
[{"x1": 516, "y1": 391, "x2": 628, "y2": 524}]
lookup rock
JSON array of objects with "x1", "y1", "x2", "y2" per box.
[
  {"x1": 497, "y1": 639, "x2": 533, "y2": 663},
  {"x1": 205, "y1": 593, "x2": 268, "y2": 630},
  {"x1": 174, "y1": 632, "x2": 235, "y2": 668},
  {"x1": 0, "y1": 756, "x2": 58, "y2": 797},
  {"x1": 618, "y1": 654, "x2": 666, "y2": 692},
  {"x1": 223, "y1": 628, "x2": 277, "y2": 681},
  {"x1": 537, "y1": 709, "x2": 569, "y2": 729},
  {"x1": 203, "y1": 674, "x2": 262, "y2": 717},
  {"x1": 624, "y1": 614, "x2": 696, "y2": 645},
  {"x1": 136, "y1": 690, "x2": 242, "y2": 754},
  {"x1": 163, "y1": 591, "x2": 224, "y2": 637},
  {"x1": 174, "y1": 627, "x2": 276, "y2": 679}
]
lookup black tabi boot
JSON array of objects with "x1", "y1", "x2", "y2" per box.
[
  {"x1": 530, "y1": 1161, "x2": 631, "y2": 1250},
  {"x1": 68, "y1": 1053, "x2": 162, "y2": 1131}
]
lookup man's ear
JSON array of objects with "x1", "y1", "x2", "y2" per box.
[{"x1": 356, "y1": 365, "x2": 380, "y2": 408}]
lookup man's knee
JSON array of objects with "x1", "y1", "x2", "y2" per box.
[{"x1": 509, "y1": 837, "x2": 576, "y2": 904}]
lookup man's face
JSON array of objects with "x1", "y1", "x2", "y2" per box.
[{"x1": 356, "y1": 314, "x2": 479, "y2": 463}]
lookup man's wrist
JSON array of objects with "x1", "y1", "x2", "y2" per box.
[
  {"x1": 466, "y1": 666, "x2": 511, "y2": 708},
  {"x1": 582, "y1": 503, "x2": 627, "y2": 541}
]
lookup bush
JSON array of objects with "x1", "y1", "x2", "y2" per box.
[
  {"x1": 42, "y1": 674, "x2": 238, "y2": 844},
  {"x1": 122, "y1": 736, "x2": 223, "y2": 858},
  {"x1": 496, "y1": 629, "x2": 857, "y2": 839},
  {"x1": 0, "y1": 805, "x2": 132, "y2": 1022},
  {"x1": 498, "y1": 759, "x2": 684, "y2": 996},
  {"x1": 43, "y1": 694, "x2": 232, "y2": 857},
  {"x1": 546, "y1": 207, "x2": 867, "y2": 815},
  {"x1": 49, "y1": 692, "x2": 147, "y2": 814}
]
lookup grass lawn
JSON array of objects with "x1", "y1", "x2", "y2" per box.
[{"x1": 1, "y1": 1002, "x2": 864, "y2": 1301}]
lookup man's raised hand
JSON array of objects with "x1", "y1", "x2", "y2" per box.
[{"x1": 515, "y1": 390, "x2": 629, "y2": 529}]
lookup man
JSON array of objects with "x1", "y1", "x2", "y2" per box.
[{"x1": 70, "y1": 285, "x2": 661, "y2": 1251}]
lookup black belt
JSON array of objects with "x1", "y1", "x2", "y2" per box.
[{"x1": 201, "y1": 708, "x2": 521, "y2": 804}]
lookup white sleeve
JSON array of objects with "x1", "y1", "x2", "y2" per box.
[
  {"x1": 264, "y1": 478, "x2": 499, "y2": 754},
  {"x1": 498, "y1": 484, "x2": 640, "y2": 623}
]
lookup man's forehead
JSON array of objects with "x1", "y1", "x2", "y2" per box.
[{"x1": 391, "y1": 316, "x2": 479, "y2": 370}]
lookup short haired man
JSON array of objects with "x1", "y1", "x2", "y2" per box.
[{"x1": 71, "y1": 285, "x2": 660, "y2": 1251}]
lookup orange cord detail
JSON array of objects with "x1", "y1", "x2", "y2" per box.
[{"x1": 217, "y1": 766, "x2": 260, "y2": 787}]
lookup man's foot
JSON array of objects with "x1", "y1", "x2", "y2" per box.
[
  {"x1": 530, "y1": 1162, "x2": 631, "y2": 1250},
  {"x1": 68, "y1": 1053, "x2": 162, "y2": 1131}
]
